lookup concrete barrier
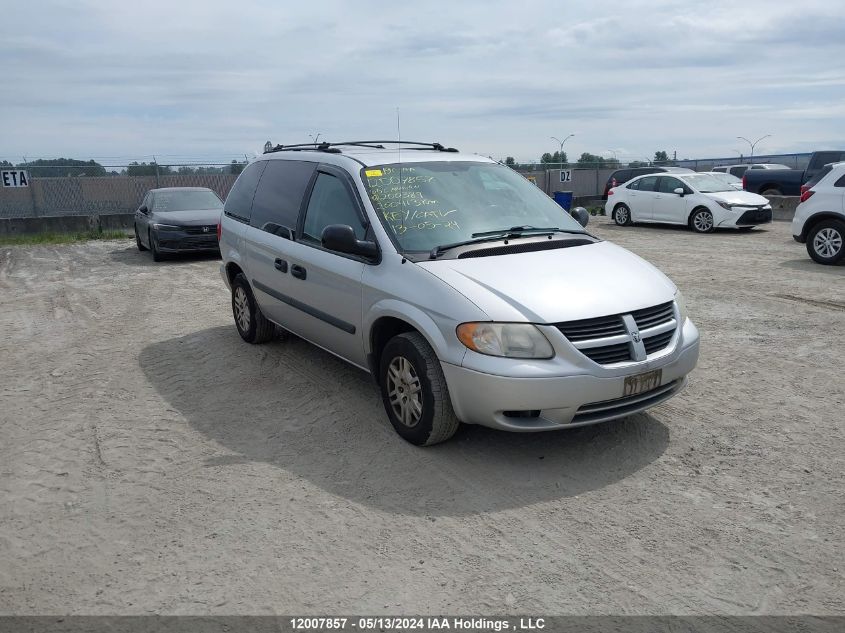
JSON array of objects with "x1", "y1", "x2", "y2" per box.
[
  {"x1": 765, "y1": 196, "x2": 800, "y2": 221},
  {"x1": 0, "y1": 213, "x2": 135, "y2": 237}
]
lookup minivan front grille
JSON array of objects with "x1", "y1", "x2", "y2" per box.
[
  {"x1": 185, "y1": 225, "x2": 217, "y2": 235},
  {"x1": 555, "y1": 301, "x2": 678, "y2": 366}
]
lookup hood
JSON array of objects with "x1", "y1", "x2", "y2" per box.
[
  {"x1": 416, "y1": 241, "x2": 676, "y2": 323},
  {"x1": 152, "y1": 209, "x2": 223, "y2": 224},
  {"x1": 703, "y1": 190, "x2": 770, "y2": 206}
]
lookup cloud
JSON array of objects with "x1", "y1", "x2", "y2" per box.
[{"x1": 1, "y1": 0, "x2": 843, "y2": 164}]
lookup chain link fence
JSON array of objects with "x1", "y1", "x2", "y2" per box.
[{"x1": 0, "y1": 164, "x2": 242, "y2": 219}]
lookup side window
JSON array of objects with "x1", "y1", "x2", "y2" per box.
[
  {"x1": 250, "y1": 160, "x2": 316, "y2": 235},
  {"x1": 637, "y1": 176, "x2": 659, "y2": 192},
  {"x1": 224, "y1": 161, "x2": 267, "y2": 222},
  {"x1": 729, "y1": 166, "x2": 748, "y2": 177},
  {"x1": 614, "y1": 170, "x2": 631, "y2": 184},
  {"x1": 301, "y1": 173, "x2": 366, "y2": 244},
  {"x1": 626, "y1": 179, "x2": 640, "y2": 190},
  {"x1": 834, "y1": 173, "x2": 845, "y2": 187},
  {"x1": 810, "y1": 152, "x2": 843, "y2": 171},
  {"x1": 658, "y1": 176, "x2": 683, "y2": 193},
  {"x1": 713, "y1": 166, "x2": 726, "y2": 173}
]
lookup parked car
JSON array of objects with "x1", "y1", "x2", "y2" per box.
[
  {"x1": 742, "y1": 151, "x2": 845, "y2": 196},
  {"x1": 704, "y1": 171, "x2": 743, "y2": 190},
  {"x1": 602, "y1": 166, "x2": 692, "y2": 200},
  {"x1": 792, "y1": 161, "x2": 845, "y2": 265},
  {"x1": 713, "y1": 163, "x2": 790, "y2": 179},
  {"x1": 219, "y1": 141, "x2": 700, "y2": 445},
  {"x1": 135, "y1": 187, "x2": 223, "y2": 261},
  {"x1": 606, "y1": 172, "x2": 772, "y2": 233}
]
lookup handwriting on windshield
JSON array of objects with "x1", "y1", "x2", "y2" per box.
[{"x1": 366, "y1": 166, "x2": 460, "y2": 233}]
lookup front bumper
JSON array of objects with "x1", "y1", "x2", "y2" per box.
[
  {"x1": 717, "y1": 207, "x2": 772, "y2": 227},
  {"x1": 441, "y1": 325, "x2": 699, "y2": 432}
]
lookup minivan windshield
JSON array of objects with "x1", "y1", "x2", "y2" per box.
[
  {"x1": 682, "y1": 174, "x2": 735, "y2": 193},
  {"x1": 362, "y1": 161, "x2": 585, "y2": 251},
  {"x1": 153, "y1": 190, "x2": 223, "y2": 212}
]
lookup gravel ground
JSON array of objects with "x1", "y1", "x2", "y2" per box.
[{"x1": 1, "y1": 219, "x2": 843, "y2": 615}]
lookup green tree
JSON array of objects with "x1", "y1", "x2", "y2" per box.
[
  {"x1": 653, "y1": 151, "x2": 669, "y2": 165},
  {"x1": 127, "y1": 161, "x2": 172, "y2": 177},
  {"x1": 504, "y1": 156, "x2": 515, "y2": 166},
  {"x1": 540, "y1": 151, "x2": 567, "y2": 166},
  {"x1": 18, "y1": 158, "x2": 106, "y2": 177},
  {"x1": 576, "y1": 152, "x2": 606, "y2": 168}
]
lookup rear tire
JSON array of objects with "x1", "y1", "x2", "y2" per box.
[
  {"x1": 379, "y1": 332, "x2": 459, "y2": 446},
  {"x1": 689, "y1": 208, "x2": 715, "y2": 233},
  {"x1": 613, "y1": 204, "x2": 632, "y2": 226},
  {"x1": 806, "y1": 218, "x2": 845, "y2": 265},
  {"x1": 135, "y1": 224, "x2": 147, "y2": 251},
  {"x1": 232, "y1": 273, "x2": 276, "y2": 343}
]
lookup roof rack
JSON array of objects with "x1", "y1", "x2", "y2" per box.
[{"x1": 263, "y1": 140, "x2": 459, "y2": 154}]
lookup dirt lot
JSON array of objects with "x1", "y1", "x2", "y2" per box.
[{"x1": 1, "y1": 220, "x2": 843, "y2": 615}]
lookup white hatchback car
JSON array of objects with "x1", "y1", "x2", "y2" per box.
[
  {"x1": 606, "y1": 172, "x2": 772, "y2": 233},
  {"x1": 792, "y1": 161, "x2": 845, "y2": 265}
]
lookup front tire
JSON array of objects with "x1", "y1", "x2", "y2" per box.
[
  {"x1": 689, "y1": 208, "x2": 715, "y2": 233},
  {"x1": 231, "y1": 273, "x2": 276, "y2": 343},
  {"x1": 806, "y1": 219, "x2": 845, "y2": 265},
  {"x1": 135, "y1": 224, "x2": 147, "y2": 251},
  {"x1": 379, "y1": 332, "x2": 459, "y2": 446},
  {"x1": 613, "y1": 204, "x2": 632, "y2": 226},
  {"x1": 149, "y1": 230, "x2": 164, "y2": 262}
]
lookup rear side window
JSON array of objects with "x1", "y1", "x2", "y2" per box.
[
  {"x1": 729, "y1": 165, "x2": 749, "y2": 177},
  {"x1": 610, "y1": 170, "x2": 631, "y2": 185},
  {"x1": 224, "y1": 161, "x2": 267, "y2": 222},
  {"x1": 637, "y1": 175, "x2": 659, "y2": 192},
  {"x1": 713, "y1": 166, "x2": 726, "y2": 173},
  {"x1": 250, "y1": 160, "x2": 316, "y2": 235},
  {"x1": 833, "y1": 173, "x2": 845, "y2": 187}
]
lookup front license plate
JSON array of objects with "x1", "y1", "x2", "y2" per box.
[{"x1": 623, "y1": 369, "x2": 662, "y2": 397}]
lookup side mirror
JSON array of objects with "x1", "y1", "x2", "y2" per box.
[
  {"x1": 673, "y1": 188, "x2": 685, "y2": 197},
  {"x1": 570, "y1": 206, "x2": 590, "y2": 228},
  {"x1": 321, "y1": 224, "x2": 379, "y2": 259},
  {"x1": 139, "y1": 205, "x2": 149, "y2": 214}
]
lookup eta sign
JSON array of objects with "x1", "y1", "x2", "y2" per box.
[{"x1": 1, "y1": 170, "x2": 30, "y2": 187}]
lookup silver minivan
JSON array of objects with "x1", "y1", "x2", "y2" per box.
[{"x1": 219, "y1": 141, "x2": 700, "y2": 445}]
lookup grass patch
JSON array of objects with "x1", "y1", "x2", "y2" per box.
[{"x1": 0, "y1": 230, "x2": 130, "y2": 247}]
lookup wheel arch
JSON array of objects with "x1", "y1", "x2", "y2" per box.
[
  {"x1": 801, "y1": 212, "x2": 845, "y2": 241},
  {"x1": 225, "y1": 261, "x2": 245, "y2": 286},
  {"x1": 688, "y1": 205, "x2": 712, "y2": 223}
]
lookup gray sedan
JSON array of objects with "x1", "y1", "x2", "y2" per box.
[{"x1": 134, "y1": 187, "x2": 223, "y2": 261}]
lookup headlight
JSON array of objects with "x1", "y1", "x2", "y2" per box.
[
  {"x1": 456, "y1": 322, "x2": 554, "y2": 359},
  {"x1": 716, "y1": 201, "x2": 733, "y2": 210},
  {"x1": 152, "y1": 223, "x2": 181, "y2": 231},
  {"x1": 674, "y1": 290, "x2": 688, "y2": 324}
]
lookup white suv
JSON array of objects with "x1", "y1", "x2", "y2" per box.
[
  {"x1": 792, "y1": 161, "x2": 845, "y2": 265},
  {"x1": 219, "y1": 141, "x2": 699, "y2": 445}
]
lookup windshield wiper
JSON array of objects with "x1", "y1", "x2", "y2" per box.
[
  {"x1": 430, "y1": 226, "x2": 584, "y2": 259},
  {"x1": 471, "y1": 225, "x2": 567, "y2": 238}
]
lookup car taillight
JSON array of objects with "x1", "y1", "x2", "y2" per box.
[
  {"x1": 608, "y1": 189, "x2": 614, "y2": 196},
  {"x1": 800, "y1": 189, "x2": 815, "y2": 203},
  {"x1": 216, "y1": 220, "x2": 222, "y2": 240},
  {"x1": 800, "y1": 184, "x2": 809, "y2": 196}
]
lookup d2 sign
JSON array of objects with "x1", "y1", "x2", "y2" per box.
[{"x1": 1, "y1": 170, "x2": 30, "y2": 187}]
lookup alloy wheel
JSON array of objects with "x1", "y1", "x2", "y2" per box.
[
  {"x1": 813, "y1": 227, "x2": 842, "y2": 258},
  {"x1": 386, "y1": 355, "x2": 423, "y2": 428},
  {"x1": 233, "y1": 286, "x2": 251, "y2": 332},
  {"x1": 615, "y1": 207, "x2": 629, "y2": 225},
  {"x1": 694, "y1": 211, "x2": 714, "y2": 232}
]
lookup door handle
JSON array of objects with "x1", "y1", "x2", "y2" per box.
[
  {"x1": 274, "y1": 258, "x2": 288, "y2": 273},
  {"x1": 291, "y1": 264, "x2": 306, "y2": 280}
]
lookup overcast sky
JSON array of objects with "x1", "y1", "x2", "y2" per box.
[{"x1": 3, "y1": 0, "x2": 844, "y2": 165}]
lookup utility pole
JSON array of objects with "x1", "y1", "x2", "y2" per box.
[{"x1": 737, "y1": 135, "x2": 771, "y2": 163}]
